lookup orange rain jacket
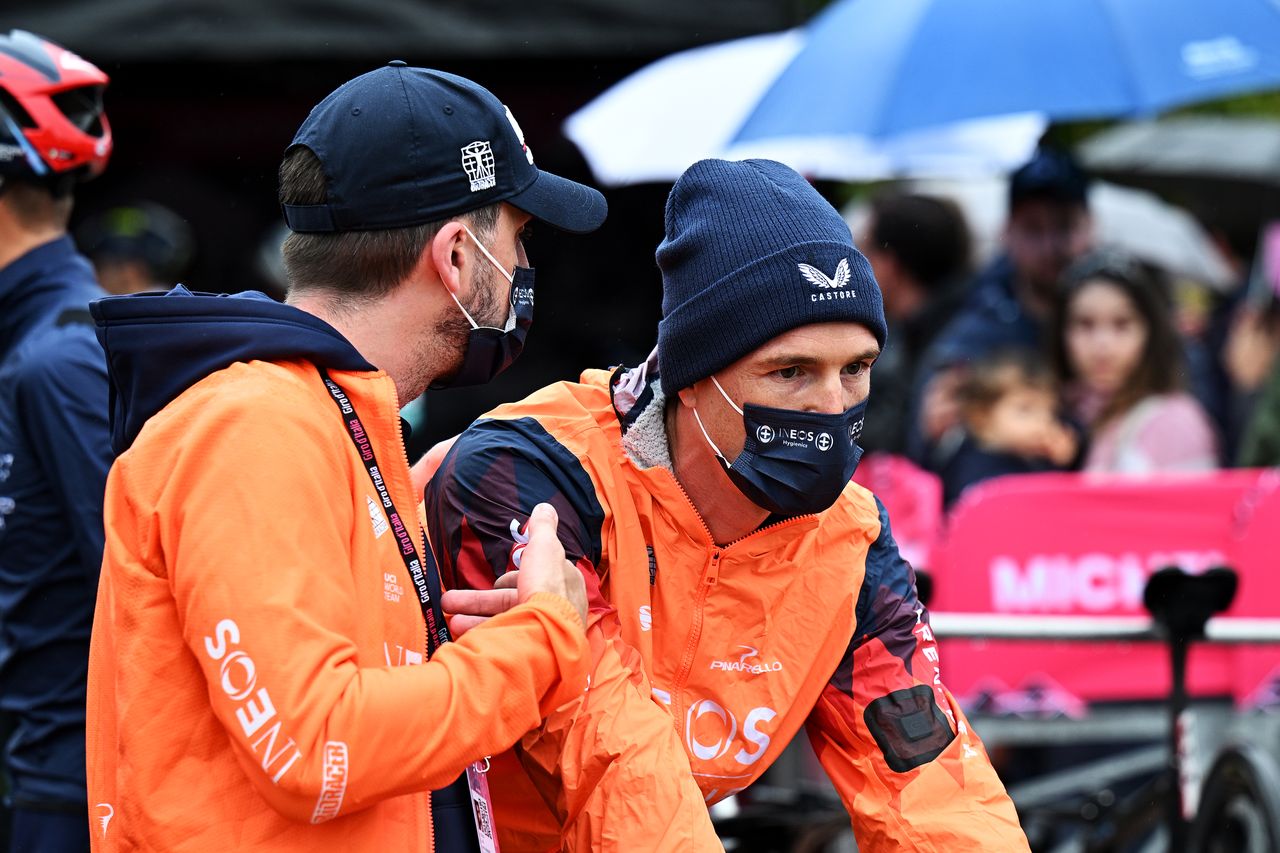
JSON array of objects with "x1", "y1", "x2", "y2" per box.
[
  {"x1": 424, "y1": 362, "x2": 1030, "y2": 852},
  {"x1": 86, "y1": 289, "x2": 588, "y2": 851}
]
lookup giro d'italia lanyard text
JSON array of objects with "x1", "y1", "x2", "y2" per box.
[{"x1": 320, "y1": 369, "x2": 451, "y2": 655}]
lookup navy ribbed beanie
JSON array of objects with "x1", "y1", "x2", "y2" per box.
[{"x1": 656, "y1": 159, "x2": 886, "y2": 392}]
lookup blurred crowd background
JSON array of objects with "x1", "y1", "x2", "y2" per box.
[
  {"x1": 1, "y1": 0, "x2": 821, "y2": 460},
  {"x1": 7, "y1": 1, "x2": 1280, "y2": 850},
  {"x1": 6, "y1": 0, "x2": 1280, "y2": 484}
]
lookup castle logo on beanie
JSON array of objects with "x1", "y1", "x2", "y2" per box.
[{"x1": 656, "y1": 158, "x2": 887, "y2": 392}]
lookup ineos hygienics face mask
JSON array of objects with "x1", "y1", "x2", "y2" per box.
[
  {"x1": 431, "y1": 223, "x2": 535, "y2": 389},
  {"x1": 692, "y1": 375, "x2": 866, "y2": 516}
]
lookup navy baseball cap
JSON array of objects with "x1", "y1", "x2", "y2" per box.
[
  {"x1": 1009, "y1": 147, "x2": 1090, "y2": 211},
  {"x1": 282, "y1": 62, "x2": 607, "y2": 234}
]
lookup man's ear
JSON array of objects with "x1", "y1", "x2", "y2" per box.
[
  {"x1": 429, "y1": 220, "x2": 469, "y2": 297},
  {"x1": 676, "y1": 382, "x2": 700, "y2": 409}
]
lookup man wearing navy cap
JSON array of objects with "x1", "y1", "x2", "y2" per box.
[
  {"x1": 85, "y1": 64, "x2": 603, "y2": 852},
  {"x1": 910, "y1": 146, "x2": 1094, "y2": 467}
]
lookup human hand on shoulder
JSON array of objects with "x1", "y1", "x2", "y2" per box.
[
  {"x1": 514, "y1": 503, "x2": 588, "y2": 629},
  {"x1": 439, "y1": 503, "x2": 587, "y2": 635}
]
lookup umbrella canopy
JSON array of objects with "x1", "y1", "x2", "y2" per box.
[
  {"x1": 1078, "y1": 117, "x2": 1280, "y2": 260},
  {"x1": 1080, "y1": 116, "x2": 1280, "y2": 185},
  {"x1": 736, "y1": 0, "x2": 1280, "y2": 143},
  {"x1": 563, "y1": 29, "x2": 1046, "y2": 186},
  {"x1": 865, "y1": 178, "x2": 1236, "y2": 291}
]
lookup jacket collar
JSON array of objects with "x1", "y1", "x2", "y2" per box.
[{"x1": 0, "y1": 236, "x2": 100, "y2": 357}]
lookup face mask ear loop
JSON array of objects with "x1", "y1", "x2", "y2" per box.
[
  {"x1": 461, "y1": 223, "x2": 515, "y2": 283},
  {"x1": 690, "y1": 406, "x2": 730, "y2": 465},
  {"x1": 710, "y1": 375, "x2": 745, "y2": 416},
  {"x1": 448, "y1": 289, "x2": 481, "y2": 331}
]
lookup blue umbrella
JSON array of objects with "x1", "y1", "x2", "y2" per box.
[{"x1": 734, "y1": 0, "x2": 1280, "y2": 142}]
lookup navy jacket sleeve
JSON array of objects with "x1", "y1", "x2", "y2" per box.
[
  {"x1": 14, "y1": 328, "x2": 112, "y2": 583},
  {"x1": 424, "y1": 417, "x2": 605, "y2": 591},
  {"x1": 804, "y1": 498, "x2": 1029, "y2": 853}
]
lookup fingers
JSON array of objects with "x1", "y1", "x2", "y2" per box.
[
  {"x1": 494, "y1": 570, "x2": 519, "y2": 590},
  {"x1": 440, "y1": 587, "x2": 518, "y2": 618},
  {"x1": 524, "y1": 503, "x2": 561, "y2": 555},
  {"x1": 447, "y1": 613, "x2": 490, "y2": 637},
  {"x1": 518, "y1": 504, "x2": 566, "y2": 582}
]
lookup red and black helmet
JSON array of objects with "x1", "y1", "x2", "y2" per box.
[{"x1": 0, "y1": 30, "x2": 111, "y2": 185}]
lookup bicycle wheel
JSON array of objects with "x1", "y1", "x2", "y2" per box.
[{"x1": 1189, "y1": 745, "x2": 1280, "y2": 853}]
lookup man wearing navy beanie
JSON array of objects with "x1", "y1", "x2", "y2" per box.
[
  {"x1": 425, "y1": 160, "x2": 1029, "y2": 851},
  {"x1": 657, "y1": 158, "x2": 886, "y2": 392}
]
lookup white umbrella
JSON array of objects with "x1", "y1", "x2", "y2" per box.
[
  {"x1": 564, "y1": 30, "x2": 1047, "y2": 186},
  {"x1": 1080, "y1": 117, "x2": 1280, "y2": 186},
  {"x1": 876, "y1": 177, "x2": 1236, "y2": 290}
]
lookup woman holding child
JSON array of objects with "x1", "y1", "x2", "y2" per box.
[{"x1": 942, "y1": 250, "x2": 1218, "y2": 506}]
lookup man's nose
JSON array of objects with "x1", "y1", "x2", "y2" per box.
[{"x1": 808, "y1": 374, "x2": 846, "y2": 414}]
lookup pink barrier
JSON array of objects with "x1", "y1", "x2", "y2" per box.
[
  {"x1": 1226, "y1": 470, "x2": 1280, "y2": 707},
  {"x1": 852, "y1": 453, "x2": 942, "y2": 570},
  {"x1": 929, "y1": 469, "x2": 1278, "y2": 711}
]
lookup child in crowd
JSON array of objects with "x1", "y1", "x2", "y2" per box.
[
  {"x1": 941, "y1": 350, "x2": 1077, "y2": 508},
  {"x1": 1050, "y1": 251, "x2": 1219, "y2": 473}
]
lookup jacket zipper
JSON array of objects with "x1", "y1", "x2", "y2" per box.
[
  {"x1": 672, "y1": 549, "x2": 720, "y2": 730},
  {"x1": 664, "y1": 475, "x2": 812, "y2": 732}
]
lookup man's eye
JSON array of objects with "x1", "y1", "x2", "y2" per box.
[
  {"x1": 776, "y1": 366, "x2": 801, "y2": 380},
  {"x1": 844, "y1": 362, "x2": 868, "y2": 376}
]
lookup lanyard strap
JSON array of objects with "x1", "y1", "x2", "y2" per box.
[{"x1": 319, "y1": 369, "x2": 451, "y2": 655}]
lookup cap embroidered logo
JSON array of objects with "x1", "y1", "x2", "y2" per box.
[
  {"x1": 504, "y1": 105, "x2": 534, "y2": 165},
  {"x1": 461, "y1": 140, "x2": 496, "y2": 192}
]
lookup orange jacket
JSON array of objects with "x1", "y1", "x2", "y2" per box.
[
  {"x1": 87, "y1": 290, "x2": 589, "y2": 851},
  {"x1": 425, "y1": 365, "x2": 1029, "y2": 852}
]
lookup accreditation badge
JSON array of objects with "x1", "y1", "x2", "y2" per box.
[{"x1": 466, "y1": 758, "x2": 500, "y2": 853}]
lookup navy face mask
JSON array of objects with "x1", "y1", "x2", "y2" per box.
[
  {"x1": 692, "y1": 375, "x2": 866, "y2": 517},
  {"x1": 430, "y1": 225, "x2": 534, "y2": 390}
]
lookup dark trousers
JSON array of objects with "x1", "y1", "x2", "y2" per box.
[{"x1": 10, "y1": 808, "x2": 88, "y2": 853}]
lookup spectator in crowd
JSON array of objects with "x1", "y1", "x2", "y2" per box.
[
  {"x1": 1225, "y1": 223, "x2": 1280, "y2": 465},
  {"x1": 0, "y1": 31, "x2": 114, "y2": 853},
  {"x1": 85, "y1": 64, "x2": 601, "y2": 852},
  {"x1": 857, "y1": 191, "x2": 972, "y2": 454},
  {"x1": 423, "y1": 158, "x2": 1029, "y2": 852},
  {"x1": 1049, "y1": 251, "x2": 1218, "y2": 473},
  {"x1": 913, "y1": 147, "x2": 1094, "y2": 469},
  {"x1": 940, "y1": 350, "x2": 1077, "y2": 508},
  {"x1": 74, "y1": 201, "x2": 194, "y2": 294}
]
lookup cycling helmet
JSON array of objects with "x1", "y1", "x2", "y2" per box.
[{"x1": 0, "y1": 30, "x2": 111, "y2": 188}]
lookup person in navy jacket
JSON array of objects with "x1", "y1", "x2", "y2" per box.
[{"x1": 0, "y1": 30, "x2": 114, "y2": 852}]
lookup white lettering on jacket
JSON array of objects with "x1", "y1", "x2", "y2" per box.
[
  {"x1": 204, "y1": 618, "x2": 302, "y2": 784},
  {"x1": 654, "y1": 691, "x2": 776, "y2": 770}
]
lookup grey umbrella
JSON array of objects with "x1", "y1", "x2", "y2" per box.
[
  {"x1": 1079, "y1": 117, "x2": 1280, "y2": 262},
  {"x1": 1080, "y1": 117, "x2": 1280, "y2": 185}
]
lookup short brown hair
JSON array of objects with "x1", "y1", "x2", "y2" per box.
[
  {"x1": 957, "y1": 349, "x2": 1056, "y2": 425},
  {"x1": 0, "y1": 179, "x2": 73, "y2": 231},
  {"x1": 867, "y1": 191, "x2": 971, "y2": 289},
  {"x1": 278, "y1": 147, "x2": 499, "y2": 298}
]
